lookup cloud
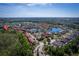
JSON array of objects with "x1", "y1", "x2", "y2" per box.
[
  {"x1": 0, "y1": 3, "x2": 52, "y2": 7},
  {"x1": 26, "y1": 3, "x2": 52, "y2": 7},
  {"x1": 26, "y1": 4, "x2": 37, "y2": 6}
]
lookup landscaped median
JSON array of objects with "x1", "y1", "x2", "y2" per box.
[{"x1": 16, "y1": 31, "x2": 33, "y2": 56}]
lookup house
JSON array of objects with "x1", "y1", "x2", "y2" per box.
[
  {"x1": 24, "y1": 32, "x2": 36, "y2": 43},
  {"x1": 3, "y1": 25, "x2": 9, "y2": 31}
]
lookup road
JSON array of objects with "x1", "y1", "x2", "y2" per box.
[{"x1": 33, "y1": 42, "x2": 45, "y2": 56}]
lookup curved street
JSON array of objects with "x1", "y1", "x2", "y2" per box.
[{"x1": 33, "y1": 42, "x2": 45, "y2": 56}]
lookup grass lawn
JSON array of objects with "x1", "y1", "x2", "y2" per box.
[
  {"x1": 0, "y1": 30, "x2": 33, "y2": 56},
  {"x1": 0, "y1": 31, "x2": 21, "y2": 55}
]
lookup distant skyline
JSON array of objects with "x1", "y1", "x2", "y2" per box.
[{"x1": 0, "y1": 3, "x2": 79, "y2": 17}]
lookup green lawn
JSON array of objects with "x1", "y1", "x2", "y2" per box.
[{"x1": 0, "y1": 31, "x2": 20, "y2": 55}]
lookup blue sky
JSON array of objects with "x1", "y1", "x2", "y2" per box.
[{"x1": 0, "y1": 3, "x2": 79, "y2": 17}]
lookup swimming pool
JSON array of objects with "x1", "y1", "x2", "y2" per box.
[{"x1": 48, "y1": 27, "x2": 63, "y2": 33}]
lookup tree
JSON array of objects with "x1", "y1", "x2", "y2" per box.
[{"x1": 16, "y1": 32, "x2": 33, "y2": 56}]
